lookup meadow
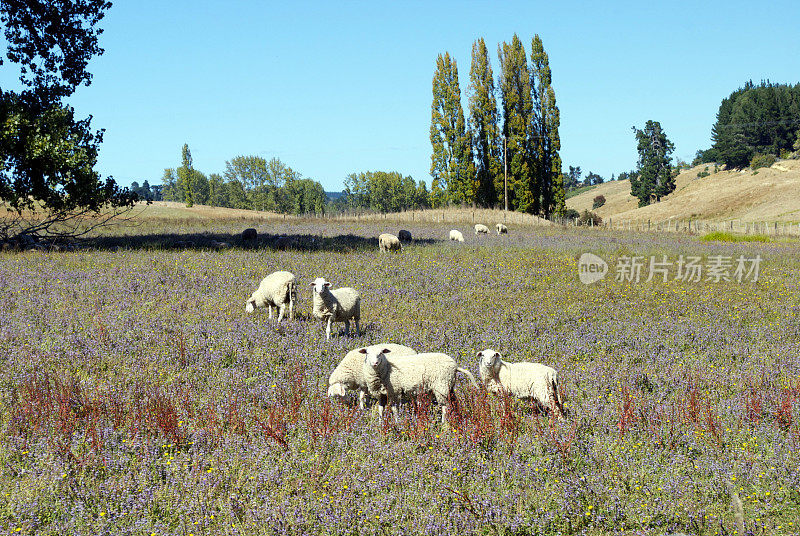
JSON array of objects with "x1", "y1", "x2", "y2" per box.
[{"x1": 0, "y1": 218, "x2": 798, "y2": 535}]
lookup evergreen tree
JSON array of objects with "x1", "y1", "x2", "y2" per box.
[
  {"x1": 631, "y1": 121, "x2": 675, "y2": 206},
  {"x1": 177, "y1": 144, "x2": 195, "y2": 207},
  {"x1": 565, "y1": 165, "x2": 582, "y2": 189},
  {"x1": 498, "y1": 35, "x2": 533, "y2": 212},
  {"x1": 429, "y1": 52, "x2": 475, "y2": 206},
  {"x1": 530, "y1": 35, "x2": 564, "y2": 217},
  {"x1": 709, "y1": 81, "x2": 800, "y2": 168},
  {"x1": 141, "y1": 180, "x2": 152, "y2": 200},
  {"x1": 468, "y1": 38, "x2": 502, "y2": 208}
]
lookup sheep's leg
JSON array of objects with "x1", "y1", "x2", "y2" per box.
[
  {"x1": 343, "y1": 319, "x2": 350, "y2": 336},
  {"x1": 276, "y1": 304, "x2": 285, "y2": 323},
  {"x1": 391, "y1": 404, "x2": 399, "y2": 423},
  {"x1": 354, "y1": 319, "x2": 360, "y2": 337},
  {"x1": 358, "y1": 391, "x2": 366, "y2": 410},
  {"x1": 325, "y1": 318, "x2": 332, "y2": 340},
  {"x1": 288, "y1": 299, "x2": 294, "y2": 320},
  {"x1": 268, "y1": 305, "x2": 273, "y2": 320}
]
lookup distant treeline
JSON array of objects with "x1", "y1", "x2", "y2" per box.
[
  {"x1": 149, "y1": 148, "x2": 326, "y2": 214},
  {"x1": 698, "y1": 80, "x2": 800, "y2": 168},
  {"x1": 333, "y1": 171, "x2": 430, "y2": 213},
  {"x1": 130, "y1": 146, "x2": 431, "y2": 215}
]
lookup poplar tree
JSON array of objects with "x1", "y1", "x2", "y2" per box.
[
  {"x1": 468, "y1": 38, "x2": 502, "y2": 208},
  {"x1": 498, "y1": 35, "x2": 533, "y2": 212},
  {"x1": 430, "y1": 52, "x2": 475, "y2": 206},
  {"x1": 177, "y1": 144, "x2": 195, "y2": 207},
  {"x1": 530, "y1": 35, "x2": 565, "y2": 217}
]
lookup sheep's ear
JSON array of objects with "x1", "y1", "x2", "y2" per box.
[
  {"x1": 358, "y1": 348, "x2": 368, "y2": 354},
  {"x1": 476, "y1": 351, "x2": 483, "y2": 358},
  {"x1": 323, "y1": 282, "x2": 331, "y2": 288},
  {"x1": 379, "y1": 348, "x2": 389, "y2": 355},
  {"x1": 309, "y1": 281, "x2": 316, "y2": 286},
  {"x1": 493, "y1": 351, "x2": 502, "y2": 360}
]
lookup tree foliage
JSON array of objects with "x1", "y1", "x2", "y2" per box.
[
  {"x1": 583, "y1": 171, "x2": 604, "y2": 186},
  {"x1": 707, "y1": 81, "x2": 800, "y2": 168},
  {"x1": 564, "y1": 165, "x2": 582, "y2": 189},
  {"x1": 631, "y1": 121, "x2": 675, "y2": 207},
  {"x1": 428, "y1": 35, "x2": 566, "y2": 217},
  {"x1": 161, "y1": 150, "x2": 326, "y2": 215},
  {"x1": 177, "y1": 144, "x2": 195, "y2": 207},
  {"x1": 467, "y1": 38, "x2": 501, "y2": 208},
  {"x1": 498, "y1": 35, "x2": 533, "y2": 212},
  {"x1": 430, "y1": 52, "x2": 474, "y2": 207},
  {"x1": 530, "y1": 35, "x2": 564, "y2": 217},
  {"x1": 0, "y1": 0, "x2": 137, "y2": 239},
  {"x1": 341, "y1": 171, "x2": 429, "y2": 213}
]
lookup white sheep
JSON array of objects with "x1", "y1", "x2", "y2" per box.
[
  {"x1": 378, "y1": 233, "x2": 402, "y2": 253},
  {"x1": 474, "y1": 223, "x2": 490, "y2": 235},
  {"x1": 398, "y1": 230, "x2": 412, "y2": 242},
  {"x1": 477, "y1": 349, "x2": 565, "y2": 416},
  {"x1": 449, "y1": 229, "x2": 464, "y2": 242},
  {"x1": 327, "y1": 343, "x2": 417, "y2": 408},
  {"x1": 245, "y1": 271, "x2": 296, "y2": 322},
  {"x1": 311, "y1": 277, "x2": 361, "y2": 340},
  {"x1": 361, "y1": 347, "x2": 478, "y2": 423},
  {"x1": 496, "y1": 223, "x2": 508, "y2": 235}
]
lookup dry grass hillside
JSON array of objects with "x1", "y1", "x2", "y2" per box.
[
  {"x1": 567, "y1": 159, "x2": 800, "y2": 223},
  {"x1": 128, "y1": 203, "x2": 551, "y2": 226},
  {"x1": 128, "y1": 201, "x2": 286, "y2": 221}
]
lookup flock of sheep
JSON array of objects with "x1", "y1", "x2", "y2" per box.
[
  {"x1": 378, "y1": 223, "x2": 509, "y2": 252},
  {"x1": 245, "y1": 244, "x2": 566, "y2": 423}
]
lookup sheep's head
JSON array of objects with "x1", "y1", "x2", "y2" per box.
[
  {"x1": 477, "y1": 349, "x2": 502, "y2": 373},
  {"x1": 310, "y1": 277, "x2": 332, "y2": 294},
  {"x1": 360, "y1": 347, "x2": 389, "y2": 371},
  {"x1": 245, "y1": 295, "x2": 256, "y2": 313},
  {"x1": 327, "y1": 383, "x2": 347, "y2": 398}
]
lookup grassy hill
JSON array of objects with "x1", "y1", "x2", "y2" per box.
[{"x1": 567, "y1": 159, "x2": 800, "y2": 223}]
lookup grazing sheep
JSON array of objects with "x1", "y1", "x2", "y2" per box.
[
  {"x1": 242, "y1": 228, "x2": 258, "y2": 241},
  {"x1": 496, "y1": 223, "x2": 508, "y2": 235},
  {"x1": 361, "y1": 347, "x2": 478, "y2": 423},
  {"x1": 398, "y1": 230, "x2": 412, "y2": 242},
  {"x1": 449, "y1": 229, "x2": 464, "y2": 242},
  {"x1": 327, "y1": 343, "x2": 417, "y2": 408},
  {"x1": 477, "y1": 349, "x2": 565, "y2": 416},
  {"x1": 311, "y1": 277, "x2": 361, "y2": 340},
  {"x1": 378, "y1": 233, "x2": 402, "y2": 253},
  {"x1": 474, "y1": 224, "x2": 490, "y2": 235},
  {"x1": 245, "y1": 271, "x2": 296, "y2": 322}
]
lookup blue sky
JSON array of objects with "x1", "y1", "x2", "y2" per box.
[{"x1": 4, "y1": 0, "x2": 799, "y2": 191}]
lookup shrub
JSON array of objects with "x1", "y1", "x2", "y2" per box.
[
  {"x1": 578, "y1": 210, "x2": 602, "y2": 226},
  {"x1": 562, "y1": 208, "x2": 580, "y2": 220},
  {"x1": 750, "y1": 153, "x2": 776, "y2": 170},
  {"x1": 592, "y1": 195, "x2": 606, "y2": 209}
]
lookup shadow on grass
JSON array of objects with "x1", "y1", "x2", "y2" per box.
[{"x1": 85, "y1": 232, "x2": 439, "y2": 252}]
